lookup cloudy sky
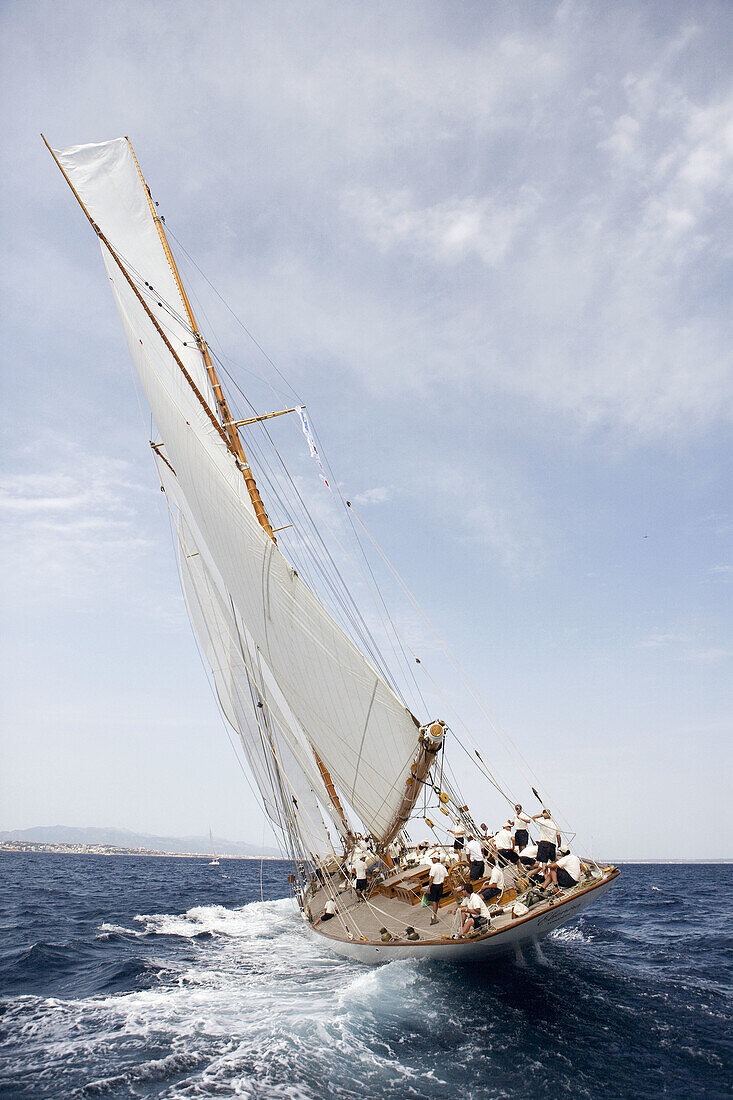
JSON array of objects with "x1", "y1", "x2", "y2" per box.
[{"x1": 1, "y1": 1, "x2": 731, "y2": 859}]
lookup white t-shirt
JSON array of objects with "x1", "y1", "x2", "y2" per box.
[
  {"x1": 519, "y1": 843, "x2": 538, "y2": 861},
  {"x1": 466, "y1": 839, "x2": 483, "y2": 862},
  {"x1": 537, "y1": 817, "x2": 559, "y2": 843},
  {"x1": 353, "y1": 859, "x2": 367, "y2": 879},
  {"x1": 494, "y1": 828, "x2": 513, "y2": 850},
  {"x1": 557, "y1": 853, "x2": 581, "y2": 881},
  {"x1": 324, "y1": 898, "x2": 337, "y2": 915},
  {"x1": 488, "y1": 866, "x2": 504, "y2": 891},
  {"x1": 429, "y1": 861, "x2": 448, "y2": 885},
  {"x1": 468, "y1": 893, "x2": 491, "y2": 921},
  {"x1": 513, "y1": 813, "x2": 530, "y2": 831},
  {"x1": 453, "y1": 823, "x2": 465, "y2": 838}
]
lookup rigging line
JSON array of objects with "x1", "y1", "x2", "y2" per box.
[
  {"x1": 174, "y1": 526, "x2": 400, "y2": 831},
  {"x1": 251, "y1": 641, "x2": 339, "y2": 855},
  {"x1": 404, "y1": 653, "x2": 518, "y2": 806},
  {"x1": 203, "y1": 362, "x2": 401, "y2": 694},
  {"x1": 303, "y1": 416, "x2": 428, "y2": 714},
  {"x1": 343, "y1": 498, "x2": 582, "y2": 830},
  {"x1": 158, "y1": 491, "x2": 283, "y2": 854},
  {"x1": 165, "y1": 223, "x2": 303, "y2": 404},
  {"x1": 211, "y1": 359, "x2": 405, "y2": 696},
  {"x1": 174, "y1": 264, "x2": 292, "y2": 407}
]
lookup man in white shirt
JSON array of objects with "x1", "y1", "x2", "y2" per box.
[
  {"x1": 427, "y1": 854, "x2": 448, "y2": 925},
  {"x1": 478, "y1": 857, "x2": 504, "y2": 904},
  {"x1": 459, "y1": 888, "x2": 491, "y2": 936},
  {"x1": 387, "y1": 840, "x2": 402, "y2": 868},
  {"x1": 512, "y1": 804, "x2": 531, "y2": 850},
  {"x1": 320, "y1": 897, "x2": 338, "y2": 922},
  {"x1": 495, "y1": 821, "x2": 520, "y2": 866},
  {"x1": 452, "y1": 820, "x2": 466, "y2": 854},
  {"x1": 518, "y1": 840, "x2": 540, "y2": 879},
  {"x1": 532, "y1": 809, "x2": 562, "y2": 866},
  {"x1": 465, "y1": 835, "x2": 485, "y2": 881},
  {"x1": 352, "y1": 855, "x2": 368, "y2": 900},
  {"x1": 544, "y1": 850, "x2": 582, "y2": 890}
]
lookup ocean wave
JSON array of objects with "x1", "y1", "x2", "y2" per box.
[{"x1": 2, "y1": 860, "x2": 731, "y2": 1100}]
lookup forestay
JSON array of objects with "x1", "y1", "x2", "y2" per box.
[{"x1": 54, "y1": 139, "x2": 423, "y2": 843}]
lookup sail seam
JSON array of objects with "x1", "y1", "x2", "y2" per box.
[{"x1": 350, "y1": 678, "x2": 379, "y2": 805}]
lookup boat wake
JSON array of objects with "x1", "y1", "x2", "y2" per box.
[{"x1": 1, "y1": 898, "x2": 462, "y2": 1098}]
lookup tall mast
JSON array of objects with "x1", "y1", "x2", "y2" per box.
[{"x1": 125, "y1": 137, "x2": 276, "y2": 544}]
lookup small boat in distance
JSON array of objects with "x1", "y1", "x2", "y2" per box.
[
  {"x1": 209, "y1": 828, "x2": 220, "y2": 867},
  {"x1": 45, "y1": 136, "x2": 618, "y2": 963}
]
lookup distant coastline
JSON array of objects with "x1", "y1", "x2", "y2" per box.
[
  {"x1": 0, "y1": 840, "x2": 282, "y2": 860},
  {"x1": 0, "y1": 826, "x2": 280, "y2": 859}
]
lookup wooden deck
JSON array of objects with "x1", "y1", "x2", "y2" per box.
[{"x1": 306, "y1": 859, "x2": 549, "y2": 946}]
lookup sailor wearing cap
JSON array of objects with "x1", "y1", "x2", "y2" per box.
[{"x1": 495, "y1": 821, "x2": 519, "y2": 865}]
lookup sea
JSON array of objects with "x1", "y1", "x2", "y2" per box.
[{"x1": 0, "y1": 855, "x2": 729, "y2": 1099}]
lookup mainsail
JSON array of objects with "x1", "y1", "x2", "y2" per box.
[{"x1": 50, "y1": 137, "x2": 424, "y2": 845}]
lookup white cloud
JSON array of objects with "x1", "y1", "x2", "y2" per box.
[
  {"x1": 342, "y1": 187, "x2": 541, "y2": 268},
  {"x1": 352, "y1": 487, "x2": 392, "y2": 506},
  {"x1": 0, "y1": 444, "x2": 153, "y2": 602}
]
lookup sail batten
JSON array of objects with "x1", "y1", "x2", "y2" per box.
[{"x1": 52, "y1": 136, "x2": 425, "y2": 842}]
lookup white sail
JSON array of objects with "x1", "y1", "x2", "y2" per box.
[
  {"x1": 53, "y1": 138, "x2": 424, "y2": 841},
  {"x1": 164, "y1": 461, "x2": 337, "y2": 855},
  {"x1": 54, "y1": 139, "x2": 215, "y2": 409}
]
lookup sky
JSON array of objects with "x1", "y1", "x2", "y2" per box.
[{"x1": 1, "y1": 0, "x2": 731, "y2": 860}]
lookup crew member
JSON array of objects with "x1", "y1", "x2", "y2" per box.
[
  {"x1": 466, "y1": 835, "x2": 484, "y2": 881},
  {"x1": 459, "y1": 888, "x2": 491, "y2": 937},
  {"x1": 453, "y1": 820, "x2": 466, "y2": 854},
  {"x1": 320, "y1": 897, "x2": 337, "y2": 922},
  {"x1": 532, "y1": 808, "x2": 561, "y2": 867},
  {"x1": 479, "y1": 856, "x2": 504, "y2": 905},
  {"x1": 428, "y1": 854, "x2": 448, "y2": 926},
  {"x1": 494, "y1": 821, "x2": 519, "y2": 865},
  {"x1": 512, "y1": 805, "x2": 531, "y2": 850},
  {"x1": 545, "y1": 849, "x2": 582, "y2": 891},
  {"x1": 352, "y1": 853, "x2": 368, "y2": 900}
]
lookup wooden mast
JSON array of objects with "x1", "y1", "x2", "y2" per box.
[
  {"x1": 125, "y1": 136, "x2": 276, "y2": 544},
  {"x1": 124, "y1": 139, "x2": 275, "y2": 543}
]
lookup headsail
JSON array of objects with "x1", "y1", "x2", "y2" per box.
[{"x1": 51, "y1": 137, "x2": 425, "y2": 844}]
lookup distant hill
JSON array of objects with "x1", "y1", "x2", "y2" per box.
[{"x1": 0, "y1": 826, "x2": 280, "y2": 858}]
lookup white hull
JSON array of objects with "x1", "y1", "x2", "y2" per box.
[{"x1": 306, "y1": 872, "x2": 617, "y2": 964}]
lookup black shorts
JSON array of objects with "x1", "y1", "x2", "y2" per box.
[
  {"x1": 498, "y1": 848, "x2": 519, "y2": 865},
  {"x1": 537, "y1": 841, "x2": 556, "y2": 864},
  {"x1": 556, "y1": 867, "x2": 578, "y2": 889},
  {"x1": 515, "y1": 829, "x2": 529, "y2": 849},
  {"x1": 321, "y1": 912, "x2": 335, "y2": 921},
  {"x1": 479, "y1": 886, "x2": 501, "y2": 902},
  {"x1": 428, "y1": 883, "x2": 444, "y2": 903},
  {"x1": 453, "y1": 838, "x2": 465, "y2": 850},
  {"x1": 355, "y1": 878, "x2": 367, "y2": 892},
  {"x1": 469, "y1": 860, "x2": 484, "y2": 880},
  {"x1": 471, "y1": 916, "x2": 488, "y2": 931}
]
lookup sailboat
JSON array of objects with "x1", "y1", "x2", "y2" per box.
[
  {"x1": 45, "y1": 136, "x2": 619, "y2": 964},
  {"x1": 209, "y1": 828, "x2": 220, "y2": 866}
]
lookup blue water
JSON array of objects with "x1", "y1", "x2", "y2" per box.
[{"x1": 0, "y1": 855, "x2": 730, "y2": 1098}]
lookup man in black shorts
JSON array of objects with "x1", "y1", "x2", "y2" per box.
[
  {"x1": 544, "y1": 850, "x2": 581, "y2": 891},
  {"x1": 532, "y1": 808, "x2": 561, "y2": 868},
  {"x1": 512, "y1": 804, "x2": 531, "y2": 851},
  {"x1": 428, "y1": 854, "x2": 448, "y2": 925}
]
